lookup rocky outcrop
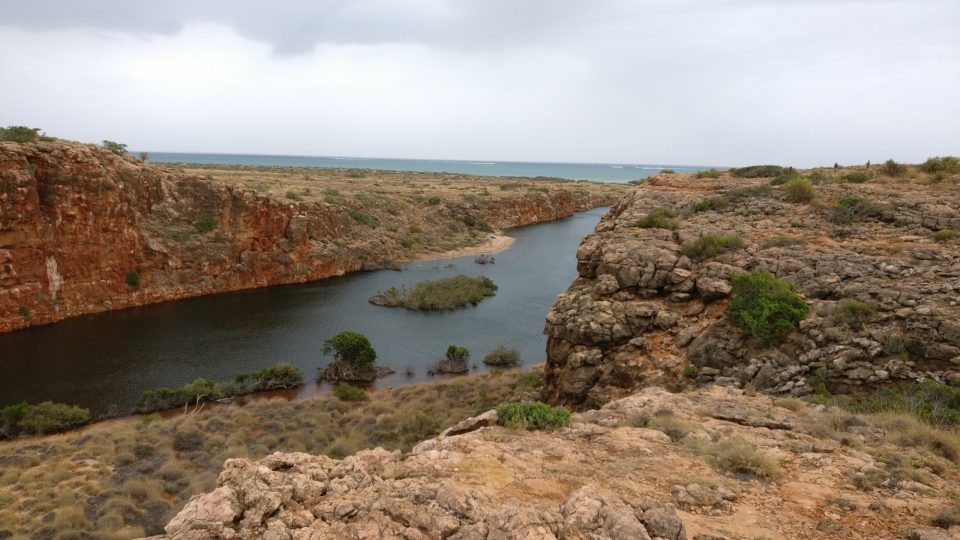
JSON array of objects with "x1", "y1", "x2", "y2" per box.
[
  {"x1": 0, "y1": 141, "x2": 618, "y2": 332},
  {"x1": 543, "y1": 171, "x2": 960, "y2": 409},
  {"x1": 153, "y1": 385, "x2": 960, "y2": 539}
]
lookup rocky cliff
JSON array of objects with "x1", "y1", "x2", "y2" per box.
[
  {"x1": 0, "y1": 141, "x2": 619, "y2": 332},
  {"x1": 543, "y1": 169, "x2": 960, "y2": 409},
  {"x1": 153, "y1": 385, "x2": 960, "y2": 540}
]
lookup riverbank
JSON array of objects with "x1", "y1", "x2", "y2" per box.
[
  {"x1": 0, "y1": 369, "x2": 542, "y2": 538},
  {"x1": 0, "y1": 140, "x2": 628, "y2": 333}
]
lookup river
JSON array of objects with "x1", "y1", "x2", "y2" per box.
[{"x1": 0, "y1": 207, "x2": 607, "y2": 415}]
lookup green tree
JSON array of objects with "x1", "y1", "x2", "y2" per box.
[
  {"x1": 322, "y1": 331, "x2": 377, "y2": 370},
  {"x1": 446, "y1": 345, "x2": 470, "y2": 362},
  {"x1": 139, "y1": 151, "x2": 149, "y2": 162},
  {"x1": 102, "y1": 140, "x2": 128, "y2": 155},
  {"x1": 0, "y1": 126, "x2": 41, "y2": 142},
  {"x1": 726, "y1": 270, "x2": 808, "y2": 346}
]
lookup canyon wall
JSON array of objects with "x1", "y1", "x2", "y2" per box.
[
  {"x1": 0, "y1": 141, "x2": 617, "y2": 332},
  {"x1": 543, "y1": 171, "x2": 960, "y2": 409}
]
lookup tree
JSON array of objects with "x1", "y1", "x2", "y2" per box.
[
  {"x1": 102, "y1": 140, "x2": 128, "y2": 155},
  {"x1": 139, "y1": 151, "x2": 149, "y2": 162},
  {"x1": 446, "y1": 345, "x2": 470, "y2": 362},
  {"x1": 0, "y1": 126, "x2": 41, "y2": 143},
  {"x1": 322, "y1": 331, "x2": 377, "y2": 370}
]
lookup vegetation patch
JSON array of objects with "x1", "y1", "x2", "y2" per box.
[
  {"x1": 726, "y1": 270, "x2": 808, "y2": 346},
  {"x1": 701, "y1": 438, "x2": 782, "y2": 479},
  {"x1": 101, "y1": 140, "x2": 128, "y2": 155},
  {"x1": 0, "y1": 125, "x2": 41, "y2": 142},
  {"x1": 349, "y1": 210, "x2": 375, "y2": 226},
  {"x1": 831, "y1": 299, "x2": 877, "y2": 330},
  {"x1": 841, "y1": 171, "x2": 871, "y2": 184},
  {"x1": 933, "y1": 229, "x2": 957, "y2": 242},
  {"x1": 322, "y1": 331, "x2": 377, "y2": 371},
  {"x1": 920, "y1": 156, "x2": 960, "y2": 175},
  {"x1": 333, "y1": 383, "x2": 368, "y2": 402},
  {"x1": 761, "y1": 236, "x2": 803, "y2": 249},
  {"x1": 0, "y1": 401, "x2": 91, "y2": 437},
  {"x1": 822, "y1": 380, "x2": 960, "y2": 428},
  {"x1": 695, "y1": 168, "x2": 722, "y2": 179},
  {"x1": 125, "y1": 271, "x2": 140, "y2": 287},
  {"x1": 691, "y1": 196, "x2": 727, "y2": 213},
  {"x1": 729, "y1": 165, "x2": 785, "y2": 178},
  {"x1": 680, "y1": 234, "x2": 744, "y2": 260},
  {"x1": 194, "y1": 214, "x2": 216, "y2": 232},
  {"x1": 483, "y1": 345, "x2": 521, "y2": 367},
  {"x1": 371, "y1": 275, "x2": 497, "y2": 310},
  {"x1": 136, "y1": 363, "x2": 304, "y2": 413},
  {"x1": 881, "y1": 159, "x2": 907, "y2": 177},
  {"x1": 827, "y1": 195, "x2": 883, "y2": 224},
  {"x1": 636, "y1": 208, "x2": 678, "y2": 229},
  {"x1": 496, "y1": 401, "x2": 570, "y2": 430},
  {"x1": 783, "y1": 177, "x2": 816, "y2": 203}
]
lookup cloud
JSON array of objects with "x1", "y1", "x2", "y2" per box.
[{"x1": 0, "y1": 0, "x2": 957, "y2": 166}]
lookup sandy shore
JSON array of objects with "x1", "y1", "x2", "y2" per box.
[{"x1": 414, "y1": 233, "x2": 515, "y2": 261}]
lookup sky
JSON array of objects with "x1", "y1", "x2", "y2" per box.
[{"x1": 0, "y1": 0, "x2": 958, "y2": 167}]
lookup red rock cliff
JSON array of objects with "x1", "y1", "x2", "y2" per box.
[{"x1": 0, "y1": 141, "x2": 618, "y2": 333}]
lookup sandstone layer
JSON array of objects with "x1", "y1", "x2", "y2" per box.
[
  {"x1": 153, "y1": 385, "x2": 960, "y2": 540},
  {"x1": 0, "y1": 141, "x2": 622, "y2": 332},
  {"x1": 543, "y1": 170, "x2": 960, "y2": 409}
]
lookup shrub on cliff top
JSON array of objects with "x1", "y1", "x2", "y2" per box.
[
  {"x1": 881, "y1": 159, "x2": 907, "y2": 177},
  {"x1": 784, "y1": 177, "x2": 816, "y2": 203},
  {"x1": 101, "y1": 140, "x2": 128, "y2": 155},
  {"x1": 636, "y1": 208, "x2": 677, "y2": 229},
  {"x1": 497, "y1": 401, "x2": 570, "y2": 430},
  {"x1": 322, "y1": 331, "x2": 377, "y2": 370},
  {"x1": 729, "y1": 165, "x2": 785, "y2": 178},
  {"x1": 920, "y1": 156, "x2": 960, "y2": 174},
  {"x1": 726, "y1": 270, "x2": 808, "y2": 346},
  {"x1": 841, "y1": 171, "x2": 871, "y2": 183},
  {"x1": 695, "y1": 168, "x2": 722, "y2": 179},
  {"x1": 0, "y1": 126, "x2": 41, "y2": 143},
  {"x1": 680, "y1": 234, "x2": 743, "y2": 260}
]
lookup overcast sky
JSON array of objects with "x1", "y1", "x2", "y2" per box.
[{"x1": 1, "y1": 0, "x2": 957, "y2": 167}]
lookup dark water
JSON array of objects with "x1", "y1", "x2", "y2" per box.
[
  {"x1": 146, "y1": 152, "x2": 707, "y2": 183},
  {"x1": 0, "y1": 208, "x2": 607, "y2": 415}
]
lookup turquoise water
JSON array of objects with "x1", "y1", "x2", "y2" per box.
[{"x1": 146, "y1": 152, "x2": 707, "y2": 183}]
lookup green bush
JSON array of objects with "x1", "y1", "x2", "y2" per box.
[
  {"x1": 333, "y1": 383, "x2": 368, "y2": 402},
  {"x1": 729, "y1": 165, "x2": 785, "y2": 178},
  {"x1": 195, "y1": 214, "x2": 215, "y2": 232},
  {"x1": 484, "y1": 345, "x2": 521, "y2": 367},
  {"x1": 1, "y1": 401, "x2": 91, "y2": 436},
  {"x1": 139, "y1": 151, "x2": 149, "y2": 162},
  {"x1": 136, "y1": 363, "x2": 305, "y2": 413},
  {"x1": 349, "y1": 210, "x2": 375, "y2": 226},
  {"x1": 881, "y1": 159, "x2": 906, "y2": 177},
  {"x1": 427, "y1": 196, "x2": 442, "y2": 205},
  {"x1": 726, "y1": 270, "x2": 808, "y2": 346},
  {"x1": 125, "y1": 271, "x2": 140, "y2": 287},
  {"x1": 18, "y1": 305, "x2": 29, "y2": 320},
  {"x1": 809, "y1": 171, "x2": 832, "y2": 184},
  {"x1": 0, "y1": 126, "x2": 41, "y2": 143},
  {"x1": 446, "y1": 345, "x2": 470, "y2": 362},
  {"x1": 695, "y1": 168, "x2": 721, "y2": 179},
  {"x1": 463, "y1": 215, "x2": 477, "y2": 227},
  {"x1": 101, "y1": 140, "x2": 128, "y2": 155},
  {"x1": 322, "y1": 331, "x2": 377, "y2": 370},
  {"x1": 827, "y1": 196, "x2": 882, "y2": 224},
  {"x1": 374, "y1": 275, "x2": 497, "y2": 310},
  {"x1": 831, "y1": 299, "x2": 876, "y2": 329},
  {"x1": 496, "y1": 401, "x2": 570, "y2": 430},
  {"x1": 680, "y1": 234, "x2": 744, "y2": 260},
  {"x1": 636, "y1": 208, "x2": 677, "y2": 229},
  {"x1": 783, "y1": 177, "x2": 815, "y2": 203},
  {"x1": 661, "y1": 169, "x2": 676, "y2": 174},
  {"x1": 691, "y1": 196, "x2": 727, "y2": 213},
  {"x1": 769, "y1": 172, "x2": 800, "y2": 186},
  {"x1": 919, "y1": 156, "x2": 960, "y2": 174},
  {"x1": 838, "y1": 380, "x2": 960, "y2": 427},
  {"x1": 841, "y1": 171, "x2": 871, "y2": 183},
  {"x1": 933, "y1": 229, "x2": 957, "y2": 242}
]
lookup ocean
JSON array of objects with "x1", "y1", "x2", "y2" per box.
[{"x1": 145, "y1": 152, "x2": 707, "y2": 183}]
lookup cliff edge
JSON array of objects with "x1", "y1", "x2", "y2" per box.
[{"x1": 543, "y1": 169, "x2": 960, "y2": 409}]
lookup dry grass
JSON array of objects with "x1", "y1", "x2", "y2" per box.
[
  {"x1": 699, "y1": 437, "x2": 783, "y2": 479},
  {"x1": 0, "y1": 370, "x2": 540, "y2": 538}
]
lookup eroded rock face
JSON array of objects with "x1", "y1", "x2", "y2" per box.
[
  {"x1": 152, "y1": 386, "x2": 959, "y2": 540},
  {"x1": 543, "y1": 172, "x2": 960, "y2": 409},
  {"x1": 0, "y1": 141, "x2": 617, "y2": 332}
]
